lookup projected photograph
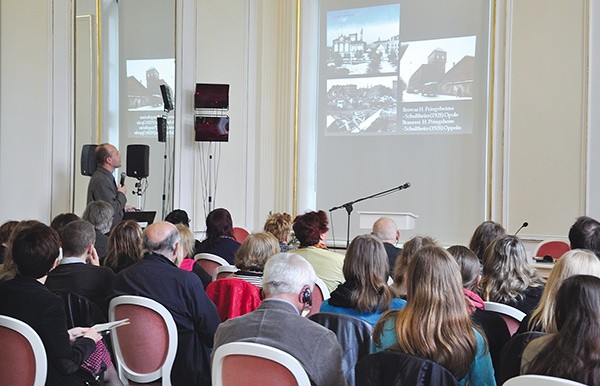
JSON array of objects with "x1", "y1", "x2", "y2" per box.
[
  {"x1": 401, "y1": 36, "x2": 476, "y2": 102},
  {"x1": 326, "y1": 4, "x2": 401, "y2": 77},
  {"x1": 326, "y1": 76, "x2": 399, "y2": 134},
  {"x1": 126, "y1": 59, "x2": 175, "y2": 111}
]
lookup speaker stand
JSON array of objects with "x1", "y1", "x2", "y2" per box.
[
  {"x1": 134, "y1": 178, "x2": 144, "y2": 209},
  {"x1": 161, "y1": 141, "x2": 168, "y2": 220}
]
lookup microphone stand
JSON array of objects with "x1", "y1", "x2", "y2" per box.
[{"x1": 329, "y1": 183, "x2": 411, "y2": 249}]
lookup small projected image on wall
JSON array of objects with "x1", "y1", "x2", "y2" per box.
[
  {"x1": 326, "y1": 4, "x2": 401, "y2": 78},
  {"x1": 326, "y1": 76, "x2": 399, "y2": 135},
  {"x1": 401, "y1": 36, "x2": 476, "y2": 103},
  {"x1": 126, "y1": 59, "x2": 175, "y2": 111}
]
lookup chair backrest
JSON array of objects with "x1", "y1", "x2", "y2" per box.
[
  {"x1": 52, "y1": 291, "x2": 106, "y2": 329},
  {"x1": 532, "y1": 240, "x2": 570, "y2": 260},
  {"x1": 355, "y1": 350, "x2": 459, "y2": 386},
  {"x1": 484, "y1": 301, "x2": 526, "y2": 336},
  {"x1": 0, "y1": 315, "x2": 47, "y2": 386},
  {"x1": 305, "y1": 276, "x2": 330, "y2": 318},
  {"x1": 108, "y1": 295, "x2": 178, "y2": 385},
  {"x1": 212, "y1": 342, "x2": 310, "y2": 386},
  {"x1": 504, "y1": 375, "x2": 586, "y2": 386},
  {"x1": 194, "y1": 253, "x2": 232, "y2": 276},
  {"x1": 212, "y1": 265, "x2": 239, "y2": 281},
  {"x1": 206, "y1": 278, "x2": 262, "y2": 321},
  {"x1": 232, "y1": 227, "x2": 250, "y2": 243},
  {"x1": 309, "y1": 312, "x2": 373, "y2": 386}
]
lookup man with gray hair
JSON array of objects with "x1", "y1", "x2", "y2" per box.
[
  {"x1": 213, "y1": 253, "x2": 347, "y2": 386},
  {"x1": 82, "y1": 200, "x2": 114, "y2": 263},
  {"x1": 372, "y1": 216, "x2": 402, "y2": 276},
  {"x1": 112, "y1": 221, "x2": 220, "y2": 386}
]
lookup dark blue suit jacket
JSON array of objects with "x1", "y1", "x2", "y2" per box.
[{"x1": 112, "y1": 252, "x2": 220, "y2": 386}]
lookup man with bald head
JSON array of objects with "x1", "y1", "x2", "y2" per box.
[
  {"x1": 86, "y1": 143, "x2": 128, "y2": 228},
  {"x1": 112, "y1": 221, "x2": 220, "y2": 386},
  {"x1": 372, "y1": 217, "x2": 402, "y2": 276}
]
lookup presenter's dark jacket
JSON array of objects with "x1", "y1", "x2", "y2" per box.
[
  {"x1": 214, "y1": 298, "x2": 348, "y2": 386},
  {"x1": 0, "y1": 275, "x2": 96, "y2": 386},
  {"x1": 383, "y1": 242, "x2": 401, "y2": 276},
  {"x1": 112, "y1": 252, "x2": 220, "y2": 386},
  {"x1": 86, "y1": 167, "x2": 127, "y2": 228}
]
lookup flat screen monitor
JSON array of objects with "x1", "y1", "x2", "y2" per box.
[
  {"x1": 195, "y1": 83, "x2": 229, "y2": 109},
  {"x1": 194, "y1": 116, "x2": 230, "y2": 142}
]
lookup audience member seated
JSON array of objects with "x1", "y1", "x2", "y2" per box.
[
  {"x1": 263, "y1": 212, "x2": 294, "y2": 252},
  {"x1": 0, "y1": 220, "x2": 39, "y2": 282},
  {"x1": 469, "y1": 221, "x2": 506, "y2": 264},
  {"x1": 390, "y1": 236, "x2": 437, "y2": 298},
  {"x1": 449, "y1": 245, "x2": 510, "y2": 375},
  {"x1": 103, "y1": 220, "x2": 143, "y2": 275},
  {"x1": 82, "y1": 201, "x2": 114, "y2": 264},
  {"x1": 50, "y1": 212, "x2": 81, "y2": 234},
  {"x1": 371, "y1": 217, "x2": 402, "y2": 277},
  {"x1": 0, "y1": 221, "x2": 104, "y2": 386},
  {"x1": 46, "y1": 220, "x2": 115, "y2": 313},
  {"x1": 320, "y1": 234, "x2": 405, "y2": 325},
  {"x1": 0, "y1": 220, "x2": 17, "y2": 264},
  {"x1": 195, "y1": 208, "x2": 241, "y2": 264},
  {"x1": 569, "y1": 215, "x2": 600, "y2": 258},
  {"x1": 232, "y1": 232, "x2": 279, "y2": 287},
  {"x1": 176, "y1": 223, "x2": 212, "y2": 288},
  {"x1": 112, "y1": 221, "x2": 220, "y2": 386},
  {"x1": 373, "y1": 246, "x2": 496, "y2": 386},
  {"x1": 480, "y1": 235, "x2": 544, "y2": 314},
  {"x1": 289, "y1": 210, "x2": 344, "y2": 292},
  {"x1": 518, "y1": 249, "x2": 600, "y2": 334},
  {"x1": 521, "y1": 275, "x2": 600, "y2": 384},
  {"x1": 447, "y1": 245, "x2": 484, "y2": 312},
  {"x1": 213, "y1": 252, "x2": 347, "y2": 386},
  {"x1": 165, "y1": 208, "x2": 202, "y2": 254}
]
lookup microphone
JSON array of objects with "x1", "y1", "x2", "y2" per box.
[
  {"x1": 120, "y1": 172, "x2": 126, "y2": 187},
  {"x1": 399, "y1": 182, "x2": 411, "y2": 190},
  {"x1": 514, "y1": 221, "x2": 529, "y2": 235}
]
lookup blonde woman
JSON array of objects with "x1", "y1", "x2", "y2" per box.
[
  {"x1": 480, "y1": 235, "x2": 544, "y2": 314},
  {"x1": 233, "y1": 232, "x2": 280, "y2": 287},
  {"x1": 373, "y1": 246, "x2": 495, "y2": 385},
  {"x1": 520, "y1": 249, "x2": 600, "y2": 333},
  {"x1": 263, "y1": 212, "x2": 293, "y2": 252}
]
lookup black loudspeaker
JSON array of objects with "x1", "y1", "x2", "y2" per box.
[
  {"x1": 126, "y1": 144, "x2": 150, "y2": 178},
  {"x1": 81, "y1": 144, "x2": 98, "y2": 176},
  {"x1": 160, "y1": 84, "x2": 174, "y2": 112},
  {"x1": 157, "y1": 116, "x2": 167, "y2": 143}
]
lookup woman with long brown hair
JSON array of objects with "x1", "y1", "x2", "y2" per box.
[
  {"x1": 373, "y1": 245, "x2": 495, "y2": 385},
  {"x1": 480, "y1": 235, "x2": 544, "y2": 314},
  {"x1": 320, "y1": 234, "x2": 405, "y2": 325},
  {"x1": 522, "y1": 275, "x2": 600, "y2": 384},
  {"x1": 103, "y1": 220, "x2": 143, "y2": 274}
]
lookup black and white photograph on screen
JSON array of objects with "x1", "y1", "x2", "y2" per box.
[
  {"x1": 126, "y1": 59, "x2": 175, "y2": 112},
  {"x1": 126, "y1": 59, "x2": 175, "y2": 138},
  {"x1": 326, "y1": 76, "x2": 399, "y2": 134},
  {"x1": 401, "y1": 36, "x2": 476, "y2": 102},
  {"x1": 326, "y1": 4, "x2": 401, "y2": 78}
]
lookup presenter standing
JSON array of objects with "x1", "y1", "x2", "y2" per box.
[{"x1": 87, "y1": 143, "x2": 128, "y2": 228}]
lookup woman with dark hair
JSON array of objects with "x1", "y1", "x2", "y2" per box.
[
  {"x1": 521, "y1": 275, "x2": 600, "y2": 384},
  {"x1": 0, "y1": 222, "x2": 106, "y2": 385},
  {"x1": 0, "y1": 220, "x2": 18, "y2": 264},
  {"x1": 320, "y1": 234, "x2": 405, "y2": 325},
  {"x1": 195, "y1": 208, "x2": 240, "y2": 264},
  {"x1": 289, "y1": 210, "x2": 344, "y2": 292},
  {"x1": 373, "y1": 246, "x2": 495, "y2": 385},
  {"x1": 469, "y1": 221, "x2": 506, "y2": 263},
  {"x1": 447, "y1": 245, "x2": 484, "y2": 312},
  {"x1": 103, "y1": 220, "x2": 143, "y2": 274},
  {"x1": 480, "y1": 235, "x2": 544, "y2": 314}
]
